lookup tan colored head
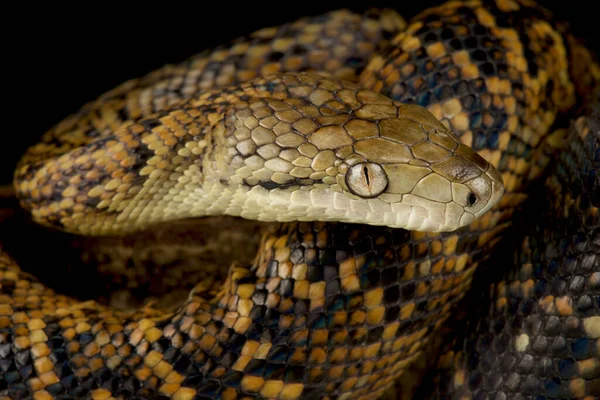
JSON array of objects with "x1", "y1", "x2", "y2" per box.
[
  {"x1": 207, "y1": 73, "x2": 504, "y2": 232},
  {"x1": 14, "y1": 72, "x2": 503, "y2": 236}
]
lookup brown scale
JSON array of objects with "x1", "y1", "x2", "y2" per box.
[{"x1": 1, "y1": 2, "x2": 599, "y2": 400}]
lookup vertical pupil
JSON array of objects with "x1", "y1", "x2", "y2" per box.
[{"x1": 363, "y1": 166, "x2": 370, "y2": 186}]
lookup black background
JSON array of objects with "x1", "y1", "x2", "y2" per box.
[{"x1": 3, "y1": 1, "x2": 597, "y2": 185}]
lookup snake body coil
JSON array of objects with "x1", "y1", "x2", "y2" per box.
[
  {"x1": 426, "y1": 93, "x2": 600, "y2": 400},
  {"x1": 1, "y1": 1, "x2": 599, "y2": 399}
]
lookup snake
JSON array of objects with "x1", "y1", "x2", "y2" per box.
[{"x1": 1, "y1": 0, "x2": 599, "y2": 399}]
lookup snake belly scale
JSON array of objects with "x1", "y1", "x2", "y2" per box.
[{"x1": 1, "y1": 1, "x2": 599, "y2": 400}]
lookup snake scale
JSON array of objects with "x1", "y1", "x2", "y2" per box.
[{"x1": 1, "y1": 1, "x2": 599, "y2": 399}]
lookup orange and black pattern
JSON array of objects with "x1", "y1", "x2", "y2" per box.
[
  {"x1": 423, "y1": 96, "x2": 600, "y2": 399},
  {"x1": 1, "y1": 1, "x2": 599, "y2": 399}
]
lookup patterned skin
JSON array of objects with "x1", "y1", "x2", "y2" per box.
[
  {"x1": 413, "y1": 96, "x2": 600, "y2": 400},
  {"x1": 14, "y1": 72, "x2": 503, "y2": 235},
  {"x1": 420, "y1": 98, "x2": 600, "y2": 400},
  {"x1": 1, "y1": 2, "x2": 599, "y2": 400}
]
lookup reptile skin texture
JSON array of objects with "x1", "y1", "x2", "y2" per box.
[
  {"x1": 1, "y1": 1, "x2": 599, "y2": 400},
  {"x1": 14, "y1": 71, "x2": 503, "y2": 234},
  {"x1": 420, "y1": 95, "x2": 600, "y2": 400}
]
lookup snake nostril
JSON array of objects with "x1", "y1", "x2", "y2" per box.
[{"x1": 467, "y1": 192, "x2": 478, "y2": 207}]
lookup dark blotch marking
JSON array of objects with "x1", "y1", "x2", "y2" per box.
[{"x1": 140, "y1": 118, "x2": 162, "y2": 131}]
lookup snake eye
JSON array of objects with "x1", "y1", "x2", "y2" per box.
[
  {"x1": 346, "y1": 162, "x2": 388, "y2": 198},
  {"x1": 467, "y1": 192, "x2": 478, "y2": 207}
]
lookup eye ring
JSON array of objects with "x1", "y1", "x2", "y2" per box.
[
  {"x1": 467, "y1": 192, "x2": 478, "y2": 207},
  {"x1": 345, "y1": 162, "x2": 388, "y2": 198}
]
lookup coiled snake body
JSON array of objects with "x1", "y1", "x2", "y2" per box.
[{"x1": 1, "y1": 1, "x2": 599, "y2": 399}]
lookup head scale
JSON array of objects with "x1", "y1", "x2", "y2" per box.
[{"x1": 213, "y1": 72, "x2": 504, "y2": 232}]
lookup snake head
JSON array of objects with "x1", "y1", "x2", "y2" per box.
[
  {"x1": 333, "y1": 103, "x2": 505, "y2": 232},
  {"x1": 13, "y1": 72, "x2": 503, "y2": 235},
  {"x1": 220, "y1": 73, "x2": 504, "y2": 232}
]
